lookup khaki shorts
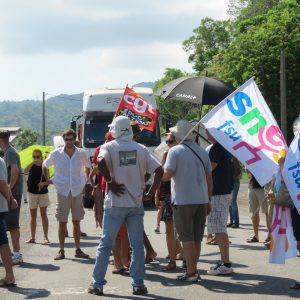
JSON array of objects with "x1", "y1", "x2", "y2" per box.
[
  {"x1": 56, "y1": 193, "x2": 85, "y2": 222},
  {"x1": 173, "y1": 204, "x2": 208, "y2": 242},
  {"x1": 28, "y1": 193, "x2": 50, "y2": 209},
  {"x1": 248, "y1": 188, "x2": 268, "y2": 215}
]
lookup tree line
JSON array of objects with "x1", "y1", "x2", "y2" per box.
[{"x1": 154, "y1": 0, "x2": 300, "y2": 144}]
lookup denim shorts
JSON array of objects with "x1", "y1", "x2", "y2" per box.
[{"x1": 0, "y1": 213, "x2": 9, "y2": 246}]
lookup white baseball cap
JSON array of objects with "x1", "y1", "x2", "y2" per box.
[{"x1": 109, "y1": 116, "x2": 133, "y2": 139}]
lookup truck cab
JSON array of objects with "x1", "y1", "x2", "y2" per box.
[{"x1": 71, "y1": 87, "x2": 161, "y2": 161}]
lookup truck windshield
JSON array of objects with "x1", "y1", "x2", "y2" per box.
[
  {"x1": 84, "y1": 119, "x2": 110, "y2": 148},
  {"x1": 134, "y1": 121, "x2": 161, "y2": 147},
  {"x1": 84, "y1": 117, "x2": 161, "y2": 148}
]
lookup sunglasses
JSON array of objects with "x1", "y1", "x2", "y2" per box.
[
  {"x1": 165, "y1": 140, "x2": 175, "y2": 145},
  {"x1": 64, "y1": 138, "x2": 75, "y2": 142},
  {"x1": 32, "y1": 155, "x2": 40, "y2": 159}
]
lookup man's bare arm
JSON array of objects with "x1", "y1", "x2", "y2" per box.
[
  {"x1": 98, "y1": 157, "x2": 125, "y2": 197},
  {"x1": 8, "y1": 164, "x2": 19, "y2": 190},
  {"x1": 144, "y1": 166, "x2": 164, "y2": 201},
  {"x1": 162, "y1": 168, "x2": 175, "y2": 182}
]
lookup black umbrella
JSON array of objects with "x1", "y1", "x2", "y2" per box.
[{"x1": 155, "y1": 76, "x2": 235, "y2": 105}]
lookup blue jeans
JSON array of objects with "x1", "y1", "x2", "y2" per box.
[
  {"x1": 229, "y1": 180, "x2": 240, "y2": 225},
  {"x1": 92, "y1": 206, "x2": 145, "y2": 289}
]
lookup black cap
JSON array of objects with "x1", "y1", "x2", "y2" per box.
[{"x1": 0, "y1": 130, "x2": 10, "y2": 139}]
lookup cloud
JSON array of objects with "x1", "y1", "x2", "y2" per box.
[
  {"x1": 0, "y1": 42, "x2": 193, "y2": 100},
  {"x1": 0, "y1": 0, "x2": 229, "y2": 100},
  {"x1": 0, "y1": 0, "x2": 229, "y2": 54}
]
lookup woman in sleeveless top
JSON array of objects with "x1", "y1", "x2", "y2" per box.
[{"x1": 25, "y1": 149, "x2": 50, "y2": 245}]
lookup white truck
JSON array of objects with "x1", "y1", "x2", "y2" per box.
[{"x1": 70, "y1": 87, "x2": 161, "y2": 161}]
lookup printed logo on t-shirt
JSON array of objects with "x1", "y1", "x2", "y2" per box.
[{"x1": 119, "y1": 151, "x2": 137, "y2": 166}]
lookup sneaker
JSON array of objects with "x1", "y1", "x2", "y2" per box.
[
  {"x1": 24, "y1": 199, "x2": 28, "y2": 204},
  {"x1": 207, "y1": 261, "x2": 233, "y2": 276},
  {"x1": 231, "y1": 223, "x2": 239, "y2": 228},
  {"x1": 12, "y1": 253, "x2": 23, "y2": 265},
  {"x1": 87, "y1": 285, "x2": 103, "y2": 295},
  {"x1": 154, "y1": 226, "x2": 160, "y2": 233},
  {"x1": 226, "y1": 223, "x2": 233, "y2": 227},
  {"x1": 177, "y1": 272, "x2": 198, "y2": 282},
  {"x1": 75, "y1": 248, "x2": 89, "y2": 259},
  {"x1": 54, "y1": 249, "x2": 65, "y2": 260},
  {"x1": 132, "y1": 285, "x2": 148, "y2": 295}
]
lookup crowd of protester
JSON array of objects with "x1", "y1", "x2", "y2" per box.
[{"x1": 0, "y1": 116, "x2": 299, "y2": 293}]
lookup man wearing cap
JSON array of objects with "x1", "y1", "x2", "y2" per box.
[
  {"x1": 0, "y1": 130, "x2": 23, "y2": 265},
  {"x1": 88, "y1": 116, "x2": 163, "y2": 296},
  {"x1": 163, "y1": 120, "x2": 213, "y2": 282}
]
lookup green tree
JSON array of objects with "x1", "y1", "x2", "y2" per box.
[
  {"x1": 182, "y1": 17, "x2": 233, "y2": 74},
  {"x1": 15, "y1": 128, "x2": 39, "y2": 149},
  {"x1": 209, "y1": 0, "x2": 300, "y2": 143},
  {"x1": 227, "y1": 0, "x2": 280, "y2": 21}
]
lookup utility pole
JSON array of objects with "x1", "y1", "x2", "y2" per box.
[
  {"x1": 42, "y1": 92, "x2": 46, "y2": 145},
  {"x1": 280, "y1": 49, "x2": 287, "y2": 140}
]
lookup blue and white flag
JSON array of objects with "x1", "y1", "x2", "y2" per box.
[{"x1": 282, "y1": 131, "x2": 300, "y2": 214}]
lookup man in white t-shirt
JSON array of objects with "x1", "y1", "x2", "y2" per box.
[{"x1": 88, "y1": 116, "x2": 163, "y2": 296}]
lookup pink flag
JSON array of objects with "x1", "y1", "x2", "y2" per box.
[{"x1": 269, "y1": 205, "x2": 297, "y2": 264}]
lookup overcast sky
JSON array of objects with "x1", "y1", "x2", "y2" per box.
[{"x1": 0, "y1": 0, "x2": 229, "y2": 101}]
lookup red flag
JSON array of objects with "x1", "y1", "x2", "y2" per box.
[{"x1": 115, "y1": 86, "x2": 157, "y2": 132}]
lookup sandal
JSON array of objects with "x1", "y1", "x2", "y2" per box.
[
  {"x1": 145, "y1": 257, "x2": 154, "y2": 264},
  {"x1": 112, "y1": 268, "x2": 129, "y2": 275},
  {"x1": 162, "y1": 260, "x2": 176, "y2": 271},
  {"x1": 25, "y1": 238, "x2": 35, "y2": 244},
  {"x1": 290, "y1": 281, "x2": 300, "y2": 289},
  {"x1": 42, "y1": 239, "x2": 51, "y2": 245},
  {"x1": 207, "y1": 237, "x2": 217, "y2": 245},
  {"x1": 246, "y1": 236, "x2": 259, "y2": 243},
  {"x1": 0, "y1": 279, "x2": 16, "y2": 287},
  {"x1": 176, "y1": 253, "x2": 184, "y2": 260},
  {"x1": 210, "y1": 239, "x2": 218, "y2": 245}
]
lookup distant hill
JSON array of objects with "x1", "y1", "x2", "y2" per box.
[
  {"x1": 133, "y1": 82, "x2": 156, "y2": 89},
  {"x1": 0, "y1": 82, "x2": 155, "y2": 143}
]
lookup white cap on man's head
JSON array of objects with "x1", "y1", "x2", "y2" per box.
[
  {"x1": 108, "y1": 116, "x2": 133, "y2": 139},
  {"x1": 169, "y1": 120, "x2": 195, "y2": 140}
]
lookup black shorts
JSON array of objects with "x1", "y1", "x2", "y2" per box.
[
  {"x1": 0, "y1": 213, "x2": 9, "y2": 246},
  {"x1": 5, "y1": 194, "x2": 22, "y2": 231}
]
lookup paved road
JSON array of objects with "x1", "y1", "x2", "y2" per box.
[{"x1": 1, "y1": 184, "x2": 299, "y2": 299}]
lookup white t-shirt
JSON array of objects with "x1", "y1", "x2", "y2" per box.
[
  {"x1": 43, "y1": 146, "x2": 90, "y2": 197},
  {"x1": 99, "y1": 139, "x2": 160, "y2": 208},
  {"x1": 0, "y1": 158, "x2": 9, "y2": 213}
]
